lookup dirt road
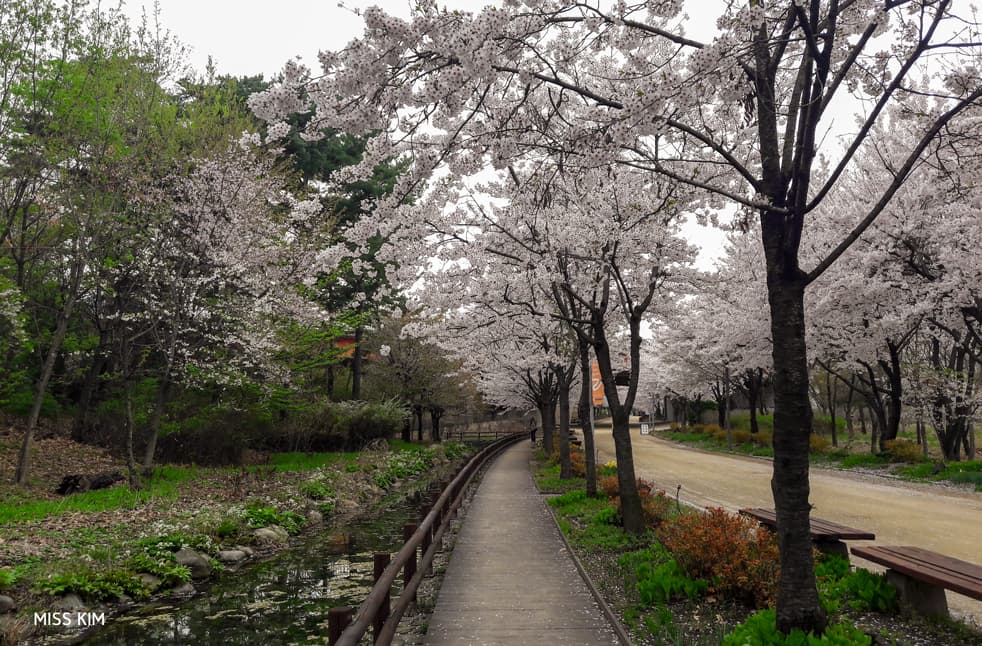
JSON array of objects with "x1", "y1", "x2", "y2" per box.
[{"x1": 591, "y1": 428, "x2": 982, "y2": 625}]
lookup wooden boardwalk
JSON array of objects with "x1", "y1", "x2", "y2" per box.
[{"x1": 424, "y1": 442, "x2": 620, "y2": 645}]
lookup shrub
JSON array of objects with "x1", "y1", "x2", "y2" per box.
[
  {"x1": 731, "y1": 429, "x2": 752, "y2": 444},
  {"x1": 723, "y1": 609, "x2": 872, "y2": 645},
  {"x1": 599, "y1": 475, "x2": 620, "y2": 499},
  {"x1": 749, "y1": 430, "x2": 771, "y2": 446},
  {"x1": 658, "y1": 507, "x2": 779, "y2": 607},
  {"x1": 593, "y1": 506, "x2": 620, "y2": 526},
  {"x1": 126, "y1": 553, "x2": 191, "y2": 587},
  {"x1": 570, "y1": 448, "x2": 586, "y2": 477},
  {"x1": 883, "y1": 439, "x2": 922, "y2": 463},
  {"x1": 809, "y1": 434, "x2": 831, "y2": 453}
]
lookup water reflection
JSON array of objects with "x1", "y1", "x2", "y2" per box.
[{"x1": 44, "y1": 502, "x2": 421, "y2": 645}]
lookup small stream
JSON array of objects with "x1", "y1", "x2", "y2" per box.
[{"x1": 59, "y1": 496, "x2": 426, "y2": 645}]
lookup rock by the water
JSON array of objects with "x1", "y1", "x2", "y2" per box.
[
  {"x1": 253, "y1": 525, "x2": 289, "y2": 544},
  {"x1": 234, "y1": 545, "x2": 255, "y2": 557},
  {"x1": 217, "y1": 549, "x2": 247, "y2": 563},
  {"x1": 139, "y1": 573, "x2": 162, "y2": 591},
  {"x1": 0, "y1": 595, "x2": 15, "y2": 613},
  {"x1": 174, "y1": 548, "x2": 212, "y2": 579},
  {"x1": 307, "y1": 509, "x2": 323, "y2": 524},
  {"x1": 172, "y1": 581, "x2": 196, "y2": 596},
  {"x1": 52, "y1": 593, "x2": 85, "y2": 612}
]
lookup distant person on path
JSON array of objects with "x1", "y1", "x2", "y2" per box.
[{"x1": 530, "y1": 419, "x2": 537, "y2": 444}]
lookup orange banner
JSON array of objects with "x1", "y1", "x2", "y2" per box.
[{"x1": 591, "y1": 362, "x2": 605, "y2": 406}]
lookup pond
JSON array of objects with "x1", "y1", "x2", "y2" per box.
[{"x1": 49, "y1": 497, "x2": 426, "y2": 645}]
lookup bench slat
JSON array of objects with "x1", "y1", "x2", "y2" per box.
[
  {"x1": 851, "y1": 545, "x2": 982, "y2": 600},
  {"x1": 739, "y1": 507, "x2": 875, "y2": 541}
]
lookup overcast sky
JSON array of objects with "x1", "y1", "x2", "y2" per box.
[{"x1": 118, "y1": 1, "x2": 748, "y2": 268}]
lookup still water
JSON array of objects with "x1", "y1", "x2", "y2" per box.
[{"x1": 62, "y1": 498, "x2": 424, "y2": 645}]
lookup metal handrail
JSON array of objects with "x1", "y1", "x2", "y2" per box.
[{"x1": 329, "y1": 430, "x2": 525, "y2": 645}]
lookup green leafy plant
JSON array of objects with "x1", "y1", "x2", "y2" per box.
[
  {"x1": 826, "y1": 568, "x2": 897, "y2": 613},
  {"x1": 245, "y1": 504, "x2": 305, "y2": 534},
  {"x1": 0, "y1": 568, "x2": 18, "y2": 590},
  {"x1": 37, "y1": 569, "x2": 149, "y2": 602},
  {"x1": 126, "y1": 553, "x2": 191, "y2": 587},
  {"x1": 723, "y1": 609, "x2": 872, "y2": 645},
  {"x1": 299, "y1": 479, "x2": 335, "y2": 500}
]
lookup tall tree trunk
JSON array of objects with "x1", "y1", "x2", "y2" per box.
[
  {"x1": 429, "y1": 406, "x2": 443, "y2": 442},
  {"x1": 593, "y1": 331, "x2": 642, "y2": 535},
  {"x1": 845, "y1": 375, "x2": 856, "y2": 439},
  {"x1": 859, "y1": 406, "x2": 867, "y2": 435},
  {"x1": 539, "y1": 398, "x2": 556, "y2": 457},
  {"x1": 142, "y1": 375, "x2": 171, "y2": 471},
  {"x1": 351, "y1": 327, "x2": 363, "y2": 400},
  {"x1": 71, "y1": 332, "x2": 109, "y2": 442},
  {"x1": 326, "y1": 364, "x2": 335, "y2": 400},
  {"x1": 763, "y1": 259, "x2": 825, "y2": 632},
  {"x1": 124, "y1": 378, "x2": 138, "y2": 488},
  {"x1": 577, "y1": 342, "x2": 597, "y2": 497},
  {"x1": 878, "y1": 341, "x2": 904, "y2": 450},
  {"x1": 414, "y1": 404, "x2": 424, "y2": 442},
  {"x1": 724, "y1": 365, "x2": 732, "y2": 450},
  {"x1": 826, "y1": 372, "x2": 838, "y2": 448},
  {"x1": 557, "y1": 372, "x2": 572, "y2": 479},
  {"x1": 15, "y1": 304, "x2": 74, "y2": 486},
  {"x1": 747, "y1": 369, "x2": 760, "y2": 435},
  {"x1": 401, "y1": 415, "x2": 412, "y2": 443}
]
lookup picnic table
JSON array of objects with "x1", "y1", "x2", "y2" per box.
[{"x1": 740, "y1": 507, "x2": 875, "y2": 559}]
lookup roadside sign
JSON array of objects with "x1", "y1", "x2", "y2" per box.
[{"x1": 640, "y1": 423, "x2": 650, "y2": 435}]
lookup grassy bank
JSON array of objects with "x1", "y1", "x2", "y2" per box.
[{"x1": 531, "y1": 451, "x2": 982, "y2": 645}]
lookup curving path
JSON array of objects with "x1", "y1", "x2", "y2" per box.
[
  {"x1": 424, "y1": 441, "x2": 620, "y2": 645},
  {"x1": 591, "y1": 427, "x2": 982, "y2": 625}
]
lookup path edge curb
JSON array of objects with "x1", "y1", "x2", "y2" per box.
[{"x1": 534, "y1": 478, "x2": 634, "y2": 645}]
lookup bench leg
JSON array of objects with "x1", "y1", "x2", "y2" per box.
[
  {"x1": 885, "y1": 570, "x2": 949, "y2": 619},
  {"x1": 814, "y1": 540, "x2": 849, "y2": 560}
]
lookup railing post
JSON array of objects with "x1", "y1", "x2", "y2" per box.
[
  {"x1": 328, "y1": 606, "x2": 353, "y2": 645},
  {"x1": 373, "y1": 553, "x2": 391, "y2": 643},
  {"x1": 420, "y1": 512, "x2": 432, "y2": 575},
  {"x1": 403, "y1": 523, "x2": 417, "y2": 603}
]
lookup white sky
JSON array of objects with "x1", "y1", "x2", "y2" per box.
[{"x1": 122, "y1": 1, "x2": 869, "y2": 270}]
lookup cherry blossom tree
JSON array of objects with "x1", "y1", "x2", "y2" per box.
[{"x1": 251, "y1": 0, "x2": 982, "y2": 632}]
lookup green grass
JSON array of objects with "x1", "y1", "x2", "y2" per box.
[
  {"x1": 264, "y1": 451, "x2": 359, "y2": 471},
  {"x1": 897, "y1": 460, "x2": 982, "y2": 491},
  {"x1": 838, "y1": 453, "x2": 889, "y2": 469},
  {"x1": 0, "y1": 466, "x2": 195, "y2": 524}
]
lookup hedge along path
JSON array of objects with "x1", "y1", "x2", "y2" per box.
[
  {"x1": 423, "y1": 442, "x2": 621, "y2": 645},
  {"x1": 595, "y1": 429, "x2": 982, "y2": 625}
]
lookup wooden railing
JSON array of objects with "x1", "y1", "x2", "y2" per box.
[{"x1": 327, "y1": 431, "x2": 525, "y2": 645}]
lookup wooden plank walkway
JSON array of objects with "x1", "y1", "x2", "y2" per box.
[{"x1": 424, "y1": 441, "x2": 620, "y2": 645}]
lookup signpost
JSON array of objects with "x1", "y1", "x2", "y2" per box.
[{"x1": 640, "y1": 423, "x2": 650, "y2": 436}]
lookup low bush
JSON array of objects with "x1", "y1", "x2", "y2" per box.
[
  {"x1": 809, "y1": 434, "x2": 831, "y2": 453},
  {"x1": 126, "y1": 553, "x2": 191, "y2": 587},
  {"x1": 751, "y1": 431, "x2": 773, "y2": 447},
  {"x1": 570, "y1": 447, "x2": 586, "y2": 477},
  {"x1": 722, "y1": 609, "x2": 872, "y2": 645},
  {"x1": 658, "y1": 507, "x2": 779, "y2": 607},
  {"x1": 883, "y1": 439, "x2": 923, "y2": 463},
  {"x1": 599, "y1": 475, "x2": 620, "y2": 499}
]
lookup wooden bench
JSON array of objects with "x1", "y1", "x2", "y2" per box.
[
  {"x1": 740, "y1": 508, "x2": 875, "y2": 559},
  {"x1": 850, "y1": 545, "x2": 982, "y2": 619}
]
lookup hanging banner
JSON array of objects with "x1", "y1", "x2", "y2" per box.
[{"x1": 591, "y1": 362, "x2": 605, "y2": 406}]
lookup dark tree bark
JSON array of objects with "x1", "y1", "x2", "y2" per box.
[
  {"x1": 577, "y1": 340, "x2": 598, "y2": 497},
  {"x1": 556, "y1": 365, "x2": 574, "y2": 479},
  {"x1": 429, "y1": 406, "x2": 444, "y2": 442},
  {"x1": 401, "y1": 415, "x2": 412, "y2": 443}
]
